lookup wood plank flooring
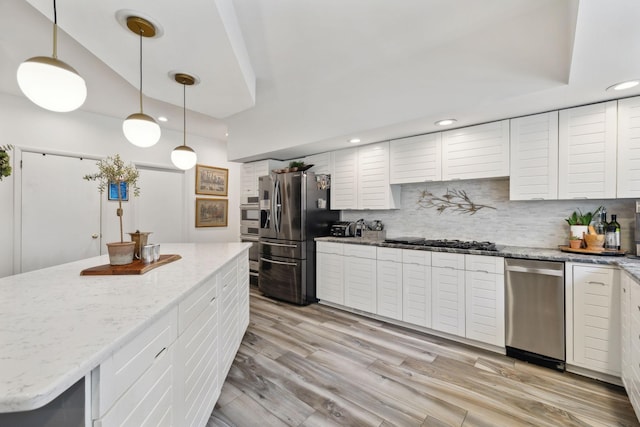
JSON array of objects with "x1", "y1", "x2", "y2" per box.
[{"x1": 208, "y1": 290, "x2": 639, "y2": 426}]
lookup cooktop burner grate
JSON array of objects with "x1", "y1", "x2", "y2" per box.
[{"x1": 384, "y1": 237, "x2": 498, "y2": 251}]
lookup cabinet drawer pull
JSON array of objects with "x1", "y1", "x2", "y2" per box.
[
  {"x1": 588, "y1": 281, "x2": 606, "y2": 286},
  {"x1": 154, "y1": 347, "x2": 167, "y2": 359},
  {"x1": 210, "y1": 296, "x2": 217, "y2": 303}
]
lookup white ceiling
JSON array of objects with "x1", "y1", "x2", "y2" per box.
[{"x1": 3, "y1": 0, "x2": 640, "y2": 162}]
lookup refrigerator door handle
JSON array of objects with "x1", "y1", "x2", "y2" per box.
[
  {"x1": 261, "y1": 241, "x2": 298, "y2": 248},
  {"x1": 274, "y1": 178, "x2": 282, "y2": 233},
  {"x1": 260, "y1": 257, "x2": 297, "y2": 267}
]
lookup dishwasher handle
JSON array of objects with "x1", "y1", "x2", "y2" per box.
[{"x1": 505, "y1": 264, "x2": 564, "y2": 277}]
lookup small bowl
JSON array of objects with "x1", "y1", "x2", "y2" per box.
[{"x1": 583, "y1": 233, "x2": 605, "y2": 251}]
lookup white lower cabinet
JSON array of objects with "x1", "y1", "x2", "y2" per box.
[
  {"x1": 567, "y1": 263, "x2": 621, "y2": 376},
  {"x1": 92, "y1": 250, "x2": 250, "y2": 427},
  {"x1": 316, "y1": 242, "x2": 345, "y2": 305},
  {"x1": 464, "y1": 255, "x2": 505, "y2": 347},
  {"x1": 431, "y1": 253, "x2": 466, "y2": 337},
  {"x1": 376, "y1": 248, "x2": 403, "y2": 320},
  {"x1": 402, "y1": 250, "x2": 432, "y2": 328},
  {"x1": 344, "y1": 244, "x2": 377, "y2": 312},
  {"x1": 621, "y1": 272, "x2": 640, "y2": 418}
]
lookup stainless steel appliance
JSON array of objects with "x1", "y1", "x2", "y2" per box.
[
  {"x1": 240, "y1": 203, "x2": 260, "y2": 286},
  {"x1": 505, "y1": 258, "x2": 565, "y2": 371},
  {"x1": 384, "y1": 237, "x2": 499, "y2": 251},
  {"x1": 330, "y1": 221, "x2": 355, "y2": 237},
  {"x1": 635, "y1": 201, "x2": 640, "y2": 255},
  {"x1": 259, "y1": 171, "x2": 339, "y2": 305}
]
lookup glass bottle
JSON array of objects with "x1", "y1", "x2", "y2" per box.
[
  {"x1": 593, "y1": 210, "x2": 607, "y2": 235},
  {"x1": 605, "y1": 214, "x2": 621, "y2": 250}
]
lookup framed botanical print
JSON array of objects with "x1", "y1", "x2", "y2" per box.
[
  {"x1": 195, "y1": 198, "x2": 228, "y2": 227},
  {"x1": 195, "y1": 164, "x2": 228, "y2": 196}
]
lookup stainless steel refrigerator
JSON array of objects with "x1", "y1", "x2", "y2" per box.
[{"x1": 258, "y1": 171, "x2": 338, "y2": 305}]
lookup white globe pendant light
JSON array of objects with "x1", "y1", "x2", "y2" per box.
[
  {"x1": 171, "y1": 73, "x2": 198, "y2": 170},
  {"x1": 16, "y1": 0, "x2": 87, "y2": 112},
  {"x1": 122, "y1": 16, "x2": 160, "y2": 148}
]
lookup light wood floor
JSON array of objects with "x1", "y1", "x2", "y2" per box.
[{"x1": 208, "y1": 290, "x2": 639, "y2": 427}]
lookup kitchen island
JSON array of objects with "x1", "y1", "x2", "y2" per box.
[{"x1": 0, "y1": 242, "x2": 250, "y2": 426}]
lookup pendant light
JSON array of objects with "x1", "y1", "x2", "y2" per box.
[
  {"x1": 122, "y1": 16, "x2": 161, "y2": 148},
  {"x1": 171, "y1": 73, "x2": 198, "y2": 170},
  {"x1": 16, "y1": 0, "x2": 87, "y2": 112}
]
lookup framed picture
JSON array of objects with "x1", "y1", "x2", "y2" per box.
[
  {"x1": 195, "y1": 198, "x2": 228, "y2": 227},
  {"x1": 108, "y1": 181, "x2": 128, "y2": 201},
  {"x1": 195, "y1": 164, "x2": 228, "y2": 196}
]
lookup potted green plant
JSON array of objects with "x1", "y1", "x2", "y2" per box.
[
  {"x1": 565, "y1": 207, "x2": 601, "y2": 242},
  {"x1": 0, "y1": 145, "x2": 13, "y2": 181},
  {"x1": 569, "y1": 235, "x2": 583, "y2": 249},
  {"x1": 84, "y1": 154, "x2": 140, "y2": 265}
]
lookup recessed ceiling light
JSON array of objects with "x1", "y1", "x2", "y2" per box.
[
  {"x1": 607, "y1": 80, "x2": 640, "y2": 91},
  {"x1": 348, "y1": 138, "x2": 361, "y2": 144},
  {"x1": 158, "y1": 116, "x2": 168, "y2": 122},
  {"x1": 435, "y1": 119, "x2": 457, "y2": 126}
]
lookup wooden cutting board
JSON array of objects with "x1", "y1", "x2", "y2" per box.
[
  {"x1": 80, "y1": 254, "x2": 182, "y2": 275},
  {"x1": 558, "y1": 246, "x2": 625, "y2": 257}
]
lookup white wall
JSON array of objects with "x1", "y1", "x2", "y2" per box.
[{"x1": 0, "y1": 92, "x2": 241, "y2": 278}]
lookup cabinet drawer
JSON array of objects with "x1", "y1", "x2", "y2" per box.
[
  {"x1": 377, "y1": 247, "x2": 402, "y2": 262},
  {"x1": 465, "y1": 255, "x2": 504, "y2": 274},
  {"x1": 343, "y1": 243, "x2": 376, "y2": 259},
  {"x1": 95, "y1": 345, "x2": 174, "y2": 427},
  {"x1": 178, "y1": 275, "x2": 218, "y2": 334},
  {"x1": 95, "y1": 307, "x2": 178, "y2": 418},
  {"x1": 316, "y1": 241, "x2": 344, "y2": 255},
  {"x1": 402, "y1": 249, "x2": 431, "y2": 266},
  {"x1": 432, "y1": 252, "x2": 465, "y2": 269}
]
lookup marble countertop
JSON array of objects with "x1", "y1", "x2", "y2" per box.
[
  {"x1": 315, "y1": 236, "x2": 640, "y2": 283},
  {"x1": 0, "y1": 242, "x2": 250, "y2": 413}
]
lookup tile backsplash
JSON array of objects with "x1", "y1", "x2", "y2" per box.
[{"x1": 341, "y1": 178, "x2": 636, "y2": 250}]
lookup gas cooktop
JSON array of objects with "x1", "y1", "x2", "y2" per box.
[{"x1": 384, "y1": 237, "x2": 499, "y2": 251}]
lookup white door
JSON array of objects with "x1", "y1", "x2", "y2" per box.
[
  {"x1": 21, "y1": 152, "x2": 101, "y2": 272},
  {"x1": 132, "y1": 167, "x2": 186, "y2": 245}
]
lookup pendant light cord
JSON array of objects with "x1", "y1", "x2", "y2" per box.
[
  {"x1": 52, "y1": 0, "x2": 58, "y2": 59},
  {"x1": 138, "y1": 30, "x2": 143, "y2": 113},
  {"x1": 183, "y1": 82, "x2": 187, "y2": 147}
]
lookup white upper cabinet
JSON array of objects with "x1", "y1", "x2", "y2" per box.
[
  {"x1": 558, "y1": 101, "x2": 617, "y2": 199},
  {"x1": 617, "y1": 96, "x2": 640, "y2": 198},
  {"x1": 330, "y1": 147, "x2": 359, "y2": 210},
  {"x1": 509, "y1": 112, "x2": 559, "y2": 200},
  {"x1": 304, "y1": 152, "x2": 332, "y2": 175},
  {"x1": 389, "y1": 133, "x2": 442, "y2": 184},
  {"x1": 358, "y1": 141, "x2": 400, "y2": 209},
  {"x1": 441, "y1": 120, "x2": 510, "y2": 181},
  {"x1": 330, "y1": 142, "x2": 400, "y2": 210},
  {"x1": 241, "y1": 159, "x2": 285, "y2": 203}
]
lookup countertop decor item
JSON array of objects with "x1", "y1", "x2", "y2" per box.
[
  {"x1": 84, "y1": 154, "x2": 140, "y2": 265},
  {"x1": 565, "y1": 206, "x2": 602, "y2": 241},
  {"x1": 569, "y1": 237, "x2": 583, "y2": 249},
  {"x1": 80, "y1": 254, "x2": 181, "y2": 275},
  {"x1": 416, "y1": 187, "x2": 496, "y2": 215},
  {"x1": 558, "y1": 245, "x2": 625, "y2": 256},
  {"x1": 0, "y1": 145, "x2": 13, "y2": 181}
]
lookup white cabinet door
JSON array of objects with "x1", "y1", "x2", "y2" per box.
[
  {"x1": 617, "y1": 96, "x2": 640, "y2": 198},
  {"x1": 344, "y1": 245, "x2": 377, "y2": 312},
  {"x1": 390, "y1": 133, "x2": 442, "y2": 184},
  {"x1": 330, "y1": 147, "x2": 359, "y2": 210},
  {"x1": 432, "y1": 253, "x2": 466, "y2": 336},
  {"x1": 509, "y1": 112, "x2": 559, "y2": 200},
  {"x1": 621, "y1": 272, "x2": 632, "y2": 390},
  {"x1": 316, "y1": 242, "x2": 345, "y2": 305},
  {"x1": 304, "y1": 152, "x2": 332, "y2": 175},
  {"x1": 465, "y1": 270, "x2": 505, "y2": 347},
  {"x1": 240, "y1": 163, "x2": 256, "y2": 202},
  {"x1": 441, "y1": 120, "x2": 510, "y2": 181},
  {"x1": 629, "y1": 276, "x2": 640, "y2": 414},
  {"x1": 558, "y1": 101, "x2": 617, "y2": 199},
  {"x1": 571, "y1": 264, "x2": 620, "y2": 375},
  {"x1": 402, "y1": 261, "x2": 432, "y2": 328},
  {"x1": 358, "y1": 141, "x2": 400, "y2": 209},
  {"x1": 219, "y1": 258, "x2": 239, "y2": 381},
  {"x1": 377, "y1": 247, "x2": 403, "y2": 320}
]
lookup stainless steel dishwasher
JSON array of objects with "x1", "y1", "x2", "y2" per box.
[{"x1": 505, "y1": 258, "x2": 565, "y2": 371}]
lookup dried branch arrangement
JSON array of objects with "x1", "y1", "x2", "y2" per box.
[{"x1": 417, "y1": 188, "x2": 496, "y2": 215}]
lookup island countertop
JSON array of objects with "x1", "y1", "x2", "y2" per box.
[{"x1": 0, "y1": 242, "x2": 250, "y2": 413}]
